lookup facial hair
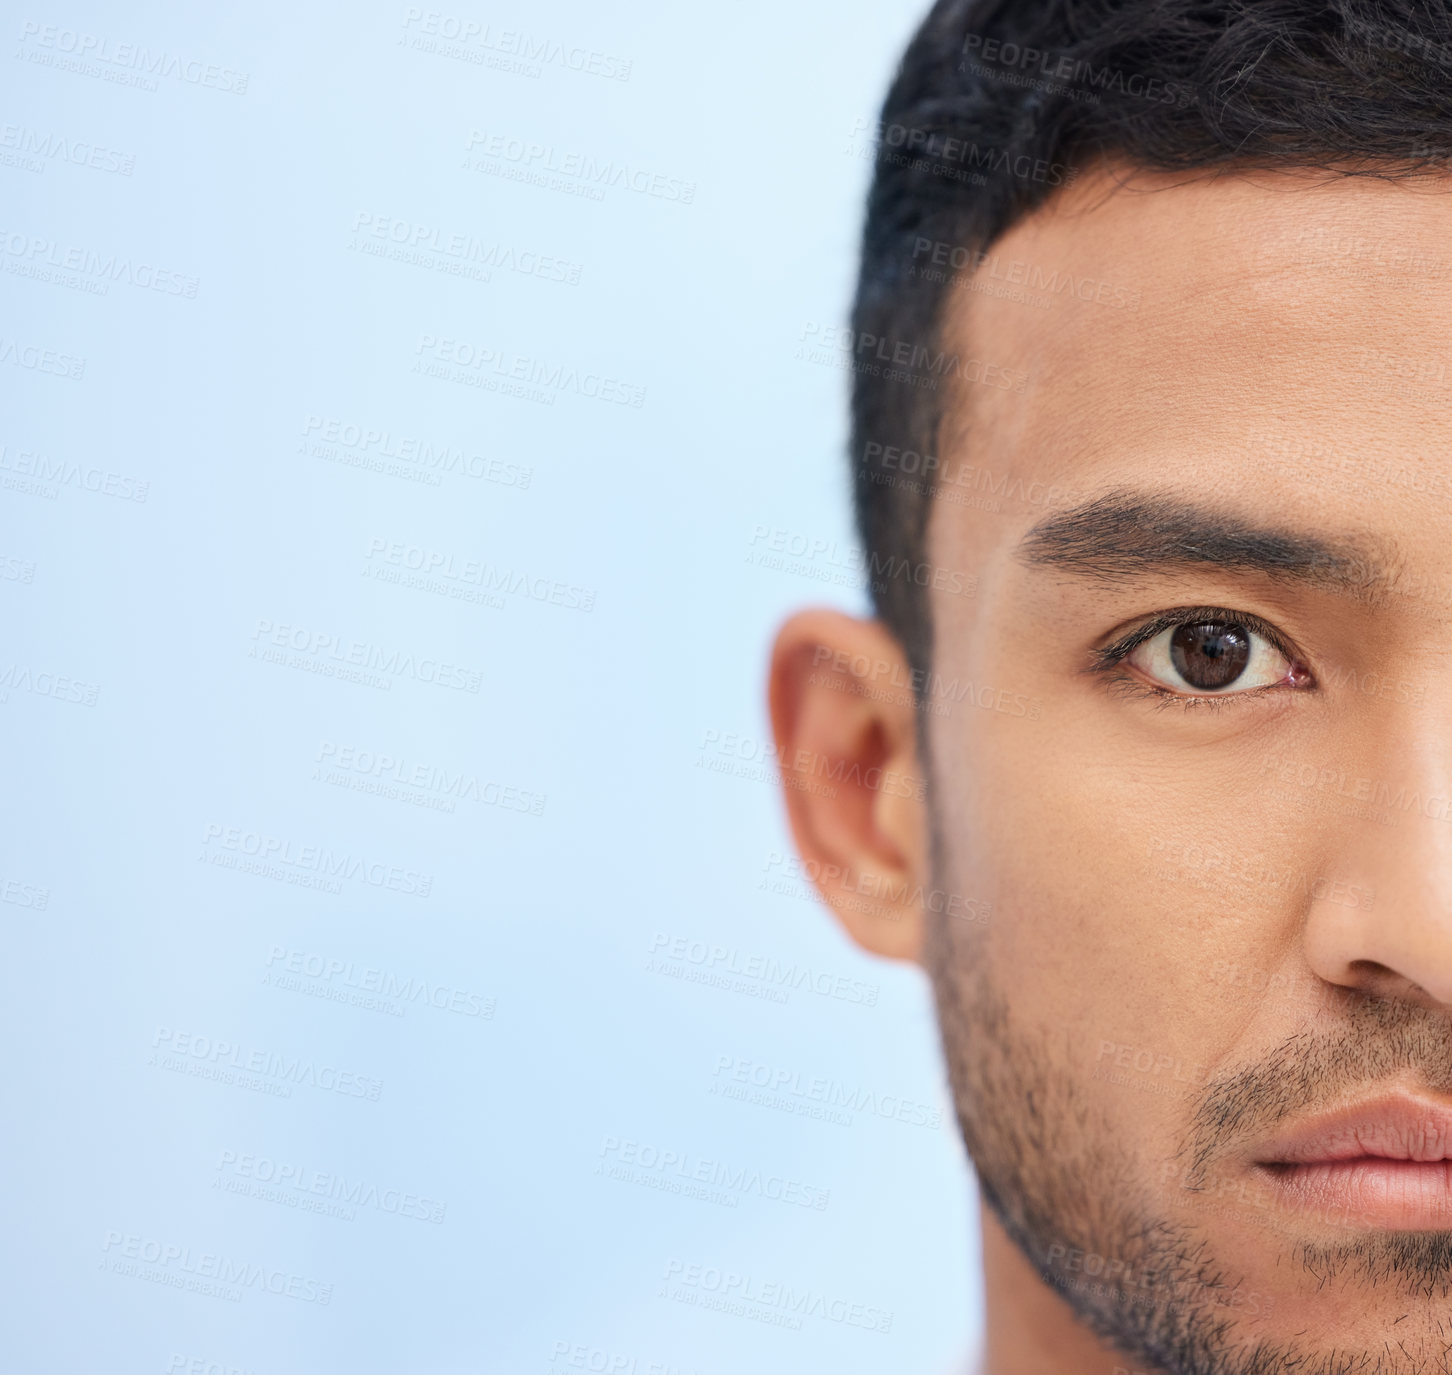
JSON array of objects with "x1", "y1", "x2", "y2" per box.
[{"x1": 923, "y1": 833, "x2": 1452, "y2": 1374}]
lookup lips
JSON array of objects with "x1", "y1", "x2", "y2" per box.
[{"x1": 1253, "y1": 1094, "x2": 1452, "y2": 1228}]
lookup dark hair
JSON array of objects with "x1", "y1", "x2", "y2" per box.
[{"x1": 851, "y1": 0, "x2": 1452, "y2": 676}]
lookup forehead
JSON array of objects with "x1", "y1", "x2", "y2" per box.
[{"x1": 934, "y1": 166, "x2": 1452, "y2": 513}]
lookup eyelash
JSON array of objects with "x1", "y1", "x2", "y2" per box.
[{"x1": 1088, "y1": 605, "x2": 1313, "y2": 713}]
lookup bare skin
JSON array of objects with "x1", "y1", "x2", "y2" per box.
[{"x1": 770, "y1": 167, "x2": 1452, "y2": 1374}]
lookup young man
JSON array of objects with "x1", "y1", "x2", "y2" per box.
[{"x1": 768, "y1": 3, "x2": 1452, "y2": 1372}]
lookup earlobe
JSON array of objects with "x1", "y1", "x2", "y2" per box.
[{"x1": 767, "y1": 609, "x2": 930, "y2": 963}]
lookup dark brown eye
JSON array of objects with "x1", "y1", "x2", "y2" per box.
[
  {"x1": 1168, "y1": 623, "x2": 1251, "y2": 690},
  {"x1": 1124, "y1": 616, "x2": 1294, "y2": 697}
]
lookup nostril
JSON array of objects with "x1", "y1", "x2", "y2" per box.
[
  {"x1": 1340, "y1": 962, "x2": 1452, "y2": 1013},
  {"x1": 1346, "y1": 959, "x2": 1397, "y2": 981}
]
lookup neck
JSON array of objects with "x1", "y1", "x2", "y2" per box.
[{"x1": 979, "y1": 1186, "x2": 1138, "y2": 1375}]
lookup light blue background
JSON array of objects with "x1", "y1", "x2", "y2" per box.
[{"x1": 1, "y1": 1, "x2": 982, "y2": 1370}]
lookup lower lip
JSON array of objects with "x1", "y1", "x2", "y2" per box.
[{"x1": 1260, "y1": 1159, "x2": 1452, "y2": 1228}]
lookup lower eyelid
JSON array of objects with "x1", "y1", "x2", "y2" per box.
[
  {"x1": 1119, "y1": 660, "x2": 1308, "y2": 707},
  {"x1": 1113, "y1": 674, "x2": 1286, "y2": 711}
]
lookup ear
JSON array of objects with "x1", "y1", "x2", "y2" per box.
[{"x1": 767, "y1": 609, "x2": 930, "y2": 963}]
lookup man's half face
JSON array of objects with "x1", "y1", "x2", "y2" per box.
[
  {"x1": 929, "y1": 167, "x2": 1452, "y2": 1371},
  {"x1": 775, "y1": 166, "x2": 1452, "y2": 1373}
]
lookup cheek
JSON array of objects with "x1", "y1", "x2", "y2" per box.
[{"x1": 933, "y1": 705, "x2": 1325, "y2": 1095}]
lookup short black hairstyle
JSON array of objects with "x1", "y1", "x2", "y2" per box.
[{"x1": 851, "y1": 0, "x2": 1452, "y2": 677}]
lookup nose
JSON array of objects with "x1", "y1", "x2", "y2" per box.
[{"x1": 1302, "y1": 735, "x2": 1452, "y2": 1010}]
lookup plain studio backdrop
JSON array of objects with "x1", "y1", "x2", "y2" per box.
[{"x1": 1, "y1": 1, "x2": 981, "y2": 1370}]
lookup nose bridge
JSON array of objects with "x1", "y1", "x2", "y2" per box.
[{"x1": 1303, "y1": 707, "x2": 1452, "y2": 1006}]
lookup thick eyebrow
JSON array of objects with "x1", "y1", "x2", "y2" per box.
[{"x1": 1015, "y1": 490, "x2": 1399, "y2": 605}]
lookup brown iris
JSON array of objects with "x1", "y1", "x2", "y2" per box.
[{"x1": 1168, "y1": 622, "x2": 1251, "y2": 690}]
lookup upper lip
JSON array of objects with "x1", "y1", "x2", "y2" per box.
[{"x1": 1255, "y1": 1094, "x2": 1452, "y2": 1166}]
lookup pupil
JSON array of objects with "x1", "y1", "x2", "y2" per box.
[{"x1": 1169, "y1": 623, "x2": 1251, "y2": 690}]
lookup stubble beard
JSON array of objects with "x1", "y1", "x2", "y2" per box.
[{"x1": 921, "y1": 840, "x2": 1452, "y2": 1374}]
